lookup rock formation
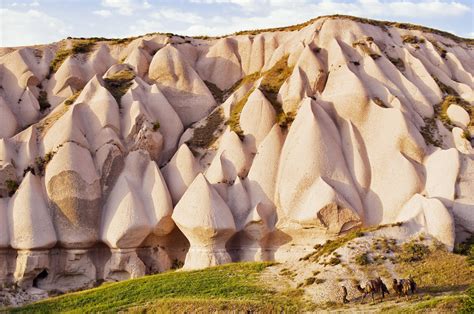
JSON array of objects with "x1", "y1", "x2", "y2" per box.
[{"x1": 0, "y1": 15, "x2": 472, "y2": 291}]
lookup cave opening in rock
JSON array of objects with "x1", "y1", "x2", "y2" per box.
[{"x1": 32, "y1": 269, "x2": 49, "y2": 288}]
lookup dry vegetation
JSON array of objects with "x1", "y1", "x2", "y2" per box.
[
  {"x1": 204, "y1": 80, "x2": 225, "y2": 104},
  {"x1": 231, "y1": 15, "x2": 473, "y2": 45},
  {"x1": 227, "y1": 55, "x2": 294, "y2": 135},
  {"x1": 64, "y1": 89, "x2": 82, "y2": 106},
  {"x1": 385, "y1": 55, "x2": 406, "y2": 71},
  {"x1": 373, "y1": 97, "x2": 389, "y2": 108},
  {"x1": 420, "y1": 74, "x2": 472, "y2": 147},
  {"x1": 401, "y1": 35, "x2": 426, "y2": 45},
  {"x1": 36, "y1": 105, "x2": 70, "y2": 137},
  {"x1": 186, "y1": 107, "x2": 225, "y2": 150},
  {"x1": 37, "y1": 91, "x2": 51, "y2": 112},
  {"x1": 227, "y1": 88, "x2": 255, "y2": 137},
  {"x1": 103, "y1": 69, "x2": 136, "y2": 107},
  {"x1": 49, "y1": 39, "x2": 98, "y2": 74},
  {"x1": 352, "y1": 39, "x2": 382, "y2": 60}
]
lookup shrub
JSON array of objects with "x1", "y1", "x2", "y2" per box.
[
  {"x1": 71, "y1": 40, "x2": 96, "y2": 54},
  {"x1": 38, "y1": 91, "x2": 51, "y2": 112},
  {"x1": 462, "y1": 130, "x2": 471, "y2": 141},
  {"x1": 278, "y1": 111, "x2": 296, "y2": 128},
  {"x1": 402, "y1": 35, "x2": 426, "y2": 44},
  {"x1": 430, "y1": 40, "x2": 447, "y2": 59},
  {"x1": 386, "y1": 55, "x2": 405, "y2": 71},
  {"x1": 315, "y1": 278, "x2": 326, "y2": 284},
  {"x1": 352, "y1": 40, "x2": 381, "y2": 60},
  {"x1": 5, "y1": 179, "x2": 19, "y2": 196},
  {"x1": 400, "y1": 241, "x2": 430, "y2": 262},
  {"x1": 304, "y1": 277, "x2": 316, "y2": 286},
  {"x1": 171, "y1": 259, "x2": 184, "y2": 269},
  {"x1": 64, "y1": 90, "x2": 82, "y2": 106},
  {"x1": 420, "y1": 117, "x2": 443, "y2": 147},
  {"x1": 373, "y1": 97, "x2": 389, "y2": 108},
  {"x1": 328, "y1": 257, "x2": 341, "y2": 266},
  {"x1": 454, "y1": 235, "x2": 474, "y2": 266},
  {"x1": 355, "y1": 252, "x2": 372, "y2": 265},
  {"x1": 103, "y1": 69, "x2": 136, "y2": 107},
  {"x1": 432, "y1": 75, "x2": 459, "y2": 96},
  {"x1": 186, "y1": 107, "x2": 225, "y2": 149},
  {"x1": 32, "y1": 151, "x2": 56, "y2": 177},
  {"x1": 204, "y1": 80, "x2": 225, "y2": 104},
  {"x1": 152, "y1": 121, "x2": 160, "y2": 131}
]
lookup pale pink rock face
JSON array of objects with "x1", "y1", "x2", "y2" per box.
[{"x1": 0, "y1": 15, "x2": 472, "y2": 290}]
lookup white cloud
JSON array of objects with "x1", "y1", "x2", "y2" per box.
[
  {"x1": 151, "y1": 9, "x2": 203, "y2": 23},
  {"x1": 129, "y1": 19, "x2": 164, "y2": 36},
  {"x1": 93, "y1": 9, "x2": 112, "y2": 17},
  {"x1": 190, "y1": 0, "x2": 471, "y2": 18},
  {"x1": 0, "y1": 8, "x2": 70, "y2": 47},
  {"x1": 101, "y1": 0, "x2": 151, "y2": 15},
  {"x1": 178, "y1": 0, "x2": 472, "y2": 36},
  {"x1": 30, "y1": 1, "x2": 40, "y2": 7}
]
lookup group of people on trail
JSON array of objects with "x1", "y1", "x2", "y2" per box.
[{"x1": 341, "y1": 276, "x2": 416, "y2": 304}]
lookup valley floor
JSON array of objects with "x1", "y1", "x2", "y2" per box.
[
  {"x1": 3, "y1": 262, "x2": 472, "y2": 313},
  {"x1": 3, "y1": 229, "x2": 473, "y2": 313}
]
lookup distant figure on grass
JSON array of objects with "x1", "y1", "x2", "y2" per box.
[
  {"x1": 356, "y1": 277, "x2": 389, "y2": 302},
  {"x1": 341, "y1": 285, "x2": 349, "y2": 304}
]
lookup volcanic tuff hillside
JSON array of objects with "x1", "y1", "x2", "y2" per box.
[{"x1": 0, "y1": 15, "x2": 473, "y2": 294}]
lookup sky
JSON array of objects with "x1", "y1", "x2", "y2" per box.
[{"x1": 1, "y1": 0, "x2": 473, "y2": 47}]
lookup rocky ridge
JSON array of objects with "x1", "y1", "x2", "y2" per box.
[{"x1": 0, "y1": 15, "x2": 472, "y2": 297}]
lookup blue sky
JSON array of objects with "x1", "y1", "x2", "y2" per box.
[{"x1": 1, "y1": 0, "x2": 473, "y2": 47}]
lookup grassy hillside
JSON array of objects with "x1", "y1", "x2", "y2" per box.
[{"x1": 9, "y1": 262, "x2": 304, "y2": 313}]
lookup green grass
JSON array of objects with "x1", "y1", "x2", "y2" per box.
[
  {"x1": 383, "y1": 292, "x2": 467, "y2": 313},
  {"x1": 460, "y1": 285, "x2": 474, "y2": 313},
  {"x1": 454, "y1": 235, "x2": 474, "y2": 266},
  {"x1": 103, "y1": 69, "x2": 136, "y2": 107},
  {"x1": 10, "y1": 262, "x2": 305, "y2": 313}
]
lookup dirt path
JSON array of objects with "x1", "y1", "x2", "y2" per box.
[{"x1": 261, "y1": 265, "x2": 467, "y2": 313}]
